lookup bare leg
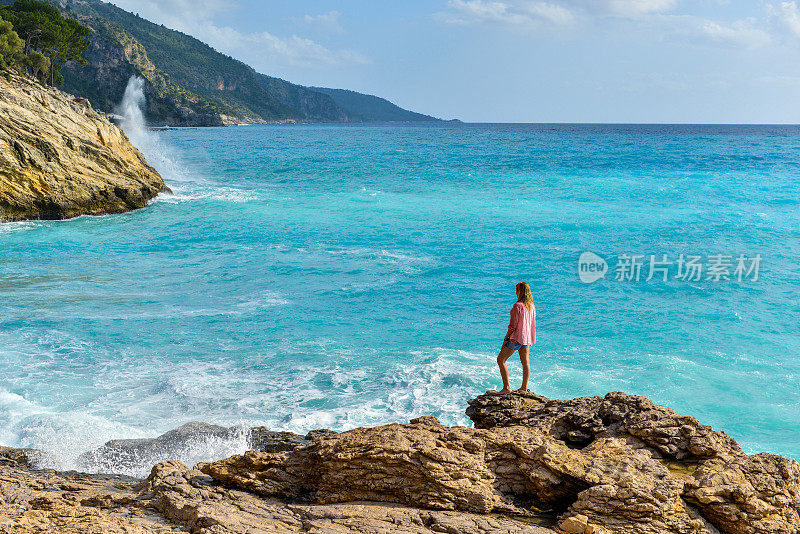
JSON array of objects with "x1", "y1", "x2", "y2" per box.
[
  {"x1": 516, "y1": 346, "x2": 530, "y2": 393},
  {"x1": 496, "y1": 344, "x2": 515, "y2": 394}
]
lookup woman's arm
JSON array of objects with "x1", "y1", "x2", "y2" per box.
[{"x1": 505, "y1": 304, "x2": 519, "y2": 341}]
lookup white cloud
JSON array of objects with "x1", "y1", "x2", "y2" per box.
[
  {"x1": 439, "y1": 0, "x2": 777, "y2": 50},
  {"x1": 110, "y1": 0, "x2": 232, "y2": 26},
  {"x1": 440, "y1": 0, "x2": 575, "y2": 27},
  {"x1": 107, "y1": 0, "x2": 366, "y2": 69},
  {"x1": 528, "y1": 2, "x2": 575, "y2": 24},
  {"x1": 698, "y1": 19, "x2": 771, "y2": 49},
  {"x1": 295, "y1": 11, "x2": 345, "y2": 34},
  {"x1": 238, "y1": 32, "x2": 367, "y2": 66},
  {"x1": 768, "y1": 1, "x2": 800, "y2": 39},
  {"x1": 438, "y1": 0, "x2": 678, "y2": 27},
  {"x1": 605, "y1": 0, "x2": 677, "y2": 16}
]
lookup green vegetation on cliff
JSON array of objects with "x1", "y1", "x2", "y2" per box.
[
  {"x1": 0, "y1": 0, "x2": 89, "y2": 85},
  {"x1": 48, "y1": 0, "x2": 442, "y2": 125},
  {"x1": 0, "y1": 15, "x2": 24, "y2": 69},
  {"x1": 61, "y1": 0, "x2": 300, "y2": 124},
  {"x1": 60, "y1": 16, "x2": 225, "y2": 126},
  {"x1": 310, "y1": 87, "x2": 440, "y2": 123}
]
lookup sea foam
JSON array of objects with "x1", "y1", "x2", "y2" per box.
[{"x1": 1, "y1": 122, "x2": 799, "y2": 470}]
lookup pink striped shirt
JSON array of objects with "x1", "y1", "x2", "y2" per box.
[{"x1": 508, "y1": 301, "x2": 536, "y2": 345}]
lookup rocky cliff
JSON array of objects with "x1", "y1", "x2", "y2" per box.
[
  {"x1": 61, "y1": 17, "x2": 230, "y2": 127},
  {"x1": 0, "y1": 69, "x2": 168, "y2": 221},
  {"x1": 55, "y1": 0, "x2": 442, "y2": 126},
  {"x1": 0, "y1": 391, "x2": 797, "y2": 533}
]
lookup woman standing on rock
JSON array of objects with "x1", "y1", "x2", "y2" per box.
[{"x1": 496, "y1": 282, "x2": 536, "y2": 394}]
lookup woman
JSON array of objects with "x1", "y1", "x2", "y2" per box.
[{"x1": 497, "y1": 282, "x2": 536, "y2": 394}]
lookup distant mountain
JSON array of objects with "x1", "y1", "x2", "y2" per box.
[
  {"x1": 310, "y1": 87, "x2": 440, "y2": 123},
  {"x1": 40, "y1": 0, "x2": 443, "y2": 126},
  {"x1": 254, "y1": 75, "x2": 348, "y2": 123}
]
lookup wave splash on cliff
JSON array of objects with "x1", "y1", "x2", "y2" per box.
[
  {"x1": 116, "y1": 76, "x2": 192, "y2": 190},
  {"x1": 117, "y1": 76, "x2": 148, "y2": 148},
  {"x1": 116, "y1": 75, "x2": 175, "y2": 179},
  {"x1": 114, "y1": 76, "x2": 253, "y2": 204},
  {"x1": 116, "y1": 75, "x2": 182, "y2": 183}
]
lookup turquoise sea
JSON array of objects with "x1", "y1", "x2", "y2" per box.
[{"x1": 1, "y1": 123, "x2": 799, "y2": 474}]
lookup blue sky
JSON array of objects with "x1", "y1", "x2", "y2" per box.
[{"x1": 108, "y1": 1, "x2": 800, "y2": 123}]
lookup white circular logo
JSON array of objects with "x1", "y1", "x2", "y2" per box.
[{"x1": 578, "y1": 251, "x2": 608, "y2": 284}]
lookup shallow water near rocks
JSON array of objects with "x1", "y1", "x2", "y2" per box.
[{"x1": 1, "y1": 123, "x2": 798, "y2": 475}]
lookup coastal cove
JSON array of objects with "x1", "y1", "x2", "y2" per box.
[
  {"x1": 1, "y1": 122, "x2": 799, "y2": 474},
  {"x1": 3, "y1": 0, "x2": 800, "y2": 531}
]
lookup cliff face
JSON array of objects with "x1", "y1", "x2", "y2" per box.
[
  {"x1": 58, "y1": 0, "x2": 335, "y2": 126},
  {"x1": 61, "y1": 18, "x2": 228, "y2": 127},
  {"x1": 55, "y1": 0, "x2": 443, "y2": 126},
  {"x1": 310, "y1": 87, "x2": 442, "y2": 123},
  {"x1": 256, "y1": 74, "x2": 348, "y2": 123},
  {"x1": 0, "y1": 70, "x2": 168, "y2": 221}
]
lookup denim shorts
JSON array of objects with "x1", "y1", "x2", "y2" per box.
[{"x1": 505, "y1": 340, "x2": 530, "y2": 350}]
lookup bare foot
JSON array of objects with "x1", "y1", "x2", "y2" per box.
[
  {"x1": 496, "y1": 388, "x2": 512, "y2": 395},
  {"x1": 515, "y1": 387, "x2": 530, "y2": 394}
]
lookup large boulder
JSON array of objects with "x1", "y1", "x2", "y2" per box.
[
  {"x1": 200, "y1": 417, "x2": 556, "y2": 514},
  {"x1": 467, "y1": 391, "x2": 800, "y2": 534},
  {"x1": 198, "y1": 416, "x2": 720, "y2": 533},
  {"x1": 466, "y1": 390, "x2": 741, "y2": 460},
  {"x1": 0, "y1": 70, "x2": 168, "y2": 220},
  {"x1": 684, "y1": 453, "x2": 800, "y2": 533},
  {"x1": 78, "y1": 422, "x2": 244, "y2": 474},
  {"x1": 144, "y1": 460, "x2": 555, "y2": 534}
]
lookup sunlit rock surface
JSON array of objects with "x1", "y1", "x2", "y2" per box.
[
  {"x1": 0, "y1": 70, "x2": 168, "y2": 221},
  {"x1": 1, "y1": 391, "x2": 798, "y2": 533}
]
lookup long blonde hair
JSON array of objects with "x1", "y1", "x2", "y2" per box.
[{"x1": 516, "y1": 282, "x2": 533, "y2": 312}]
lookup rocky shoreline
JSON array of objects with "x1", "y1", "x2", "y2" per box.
[
  {"x1": 0, "y1": 70, "x2": 168, "y2": 221},
  {"x1": 1, "y1": 390, "x2": 797, "y2": 534}
]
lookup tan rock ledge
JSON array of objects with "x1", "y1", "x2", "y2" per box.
[{"x1": 1, "y1": 390, "x2": 798, "y2": 533}]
